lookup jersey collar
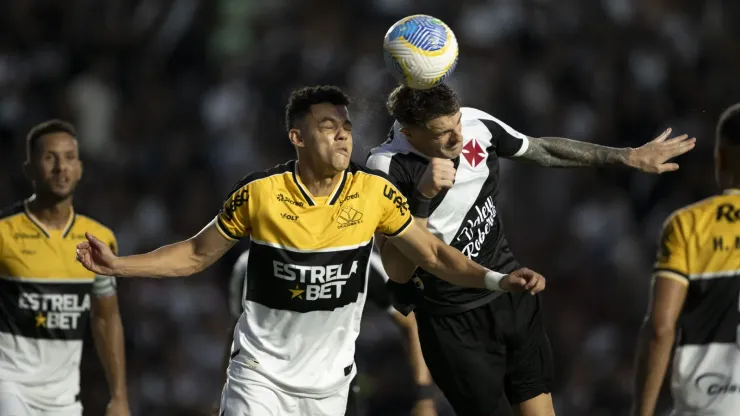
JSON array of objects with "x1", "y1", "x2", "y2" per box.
[
  {"x1": 291, "y1": 161, "x2": 348, "y2": 206},
  {"x1": 724, "y1": 189, "x2": 740, "y2": 195},
  {"x1": 23, "y1": 196, "x2": 76, "y2": 238}
]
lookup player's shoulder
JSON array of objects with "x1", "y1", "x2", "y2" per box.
[
  {"x1": 229, "y1": 161, "x2": 295, "y2": 192},
  {"x1": 460, "y1": 106, "x2": 497, "y2": 122},
  {"x1": 74, "y1": 213, "x2": 116, "y2": 240},
  {"x1": 0, "y1": 200, "x2": 26, "y2": 223},
  {"x1": 671, "y1": 193, "x2": 739, "y2": 223},
  {"x1": 461, "y1": 107, "x2": 527, "y2": 140}
]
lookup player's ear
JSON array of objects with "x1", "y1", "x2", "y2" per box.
[
  {"x1": 78, "y1": 159, "x2": 84, "y2": 180},
  {"x1": 288, "y1": 129, "x2": 306, "y2": 148},
  {"x1": 399, "y1": 127, "x2": 412, "y2": 139}
]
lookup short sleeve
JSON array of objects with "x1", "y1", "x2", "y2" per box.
[
  {"x1": 216, "y1": 177, "x2": 254, "y2": 241},
  {"x1": 229, "y1": 250, "x2": 249, "y2": 319},
  {"x1": 653, "y1": 213, "x2": 689, "y2": 284},
  {"x1": 480, "y1": 118, "x2": 530, "y2": 158},
  {"x1": 376, "y1": 179, "x2": 414, "y2": 238}
]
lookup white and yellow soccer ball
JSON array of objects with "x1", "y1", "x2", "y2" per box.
[{"x1": 383, "y1": 15, "x2": 459, "y2": 90}]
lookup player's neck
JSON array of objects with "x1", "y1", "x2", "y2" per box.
[
  {"x1": 296, "y1": 160, "x2": 343, "y2": 197},
  {"x1": 26, "y1": 193, "x2": 74, "y2": 230}
]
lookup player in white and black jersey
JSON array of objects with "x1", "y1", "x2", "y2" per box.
[
  {"x1": 226, "y1": 248, "x2": 439, "y2": 416},
  {"x1": 367, "y1": 84, "x2": 696, "y2": 416},
  {"x1": 76, "y1": 86, "x2": 545, "y2": 416}
]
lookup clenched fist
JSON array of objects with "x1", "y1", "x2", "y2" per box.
[
  {"x1": 500, "y1": 268, "x2": 546, "y2": 295},
  {"x1": 417, "y1": 158, "x2": 456, "y2": 198}
]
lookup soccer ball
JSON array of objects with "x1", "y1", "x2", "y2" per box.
[{"x1": 383, "y1": 15, "x2": 459, "y2": 90}]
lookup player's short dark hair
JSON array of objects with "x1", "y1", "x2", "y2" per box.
[
  {"x1": 387, "y1": 84, "x2": 460, "y2": 128},
  {"x1": 717, "y1": 103, "x2": 740, "y2": 147},
  {"x1": 26, "y1": 119, "x2": 77, "y2": 160},
  {"x1": 285, "y1": 85, "x2": 351, "y2": 131}
]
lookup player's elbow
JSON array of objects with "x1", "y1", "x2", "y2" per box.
[{"x1": 644, "y1": 316, "x2": 677, "y2": 339}]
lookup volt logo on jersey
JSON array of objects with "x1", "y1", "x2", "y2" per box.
[{"x1": 462, "y1": 138, "x2": 487, "y2": 167}]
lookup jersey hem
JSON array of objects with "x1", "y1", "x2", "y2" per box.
[
  {"x1": 227, "y1": 365, "x2": 355, "y2": 399},
  {"x1": 216, "y1": 217, "x2": 241, "y2": 241},
  {"x1": 653, "y1": 271, "x2": 689, "y2": 286},
  {"x1": 653, "y1": 267, "x2": 688, "y2": 281}
]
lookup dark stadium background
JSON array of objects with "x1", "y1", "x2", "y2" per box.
[{"x1": 1, "y1": 1, "x2": 739, "y2": 415}]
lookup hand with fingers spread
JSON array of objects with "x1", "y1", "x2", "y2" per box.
[
  {"x1": 500, "y1": 268, "x2": 546, "y2": 295},
  {"x1": 627, "y1": 128, "x2": 697, "y2": 174},
  {"x1": 76, "y1": 232, "x2": 119, "y2": 276},
  {"x1": 417, "y1": 158, "x2": 456, "y2": 198}
]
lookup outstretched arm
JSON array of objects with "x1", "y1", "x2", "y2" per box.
[
  {"x1": 77, "y1": 219, "x2": 237, "y2": 278},
  {"x1": 390, "y1": 221, "x2": 544, "y2": 293},
  {"x1": 517, "y1": 128, "x2": 695, "y2": 173}
]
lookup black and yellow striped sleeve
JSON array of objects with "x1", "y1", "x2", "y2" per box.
[
  {"x1": 216, "y1": 172, "x2": 268, "y2": 241},
  {"x1": 653, "y1": 213, "x2": 689, "y2": 285}
]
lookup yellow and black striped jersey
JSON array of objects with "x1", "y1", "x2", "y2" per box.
[
  {"x1": 654, "y1": 189, "x2": 740, "y2": 414},
  {"x1": 215, "y1": 160, "x2": 413, "y2": 397},
  {"x1": 0, "y1": 198, "x2": 117, "y2": 409}
]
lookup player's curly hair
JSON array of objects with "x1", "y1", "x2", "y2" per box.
[
  {"x1": 26, "y1": 119, "x2": 77, "y2": 161},
  {"x1": 717, "y1": 103, "x2": 740, "y2": 147},
  {"x1": 285, "y1": 85, "x2": 351, "y2": 131},
  {"x1": 386, "y1": 84, "x2": 460, "y2": 127}
]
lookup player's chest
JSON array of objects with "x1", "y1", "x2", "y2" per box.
[
  {"x1": 252, "y1": 189, "x2": 380, "y2": 245},
  {"x1": 0, "y1": 231, "x2": 94, "y2": 279}
]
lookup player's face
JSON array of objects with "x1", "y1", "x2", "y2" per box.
[
  {"x1": 27, "y1": 133, "x2": 83, "y2": 200},
  {"x1": 300, "y1": 103, "x2": 353, "y2": 172},
  {"x1": 404, "y1": 111, "x2": 463, "y2": 159}
]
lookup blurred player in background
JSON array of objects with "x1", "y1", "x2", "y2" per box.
[
  {"x1": 226, "y1": 248, "x2": 439, "y2": 416},
  {"x1": 75, "y1": 85, "x2": 545, "y2": 416},
  {"x1": 0, "y1": 120, "x2": 129, "y2": 416},
  {"x1": 632, "y1": 103, "x2": 740, "y2": 416},
  {"x1": 368, "y1": 84, "x2": 695, "y2": 416}
]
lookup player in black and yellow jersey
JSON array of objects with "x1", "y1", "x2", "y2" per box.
[
  {"x1": 76, "y1": 85, "x2": 546, "y2": 416},
  {"x1": 633, "y1": 103, "x2": 740, "y2": 416},
  {"x1": 0, "y1": 120, "x2": 129, "y2": 416}
]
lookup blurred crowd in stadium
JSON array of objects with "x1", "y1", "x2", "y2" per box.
[{"x1": 1, "y1": 0, "x2": 739, "y2": 415}]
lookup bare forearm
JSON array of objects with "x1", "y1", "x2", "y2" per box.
[
  {"x1": 524, "y1": 137, "x2": 631, "y2": 168},
  {"x1": 633, "y1": 323, "x2": 675, "y2": 416},
  {"x1": 92, "y1": 311, "x2": 127, "y2": 399},
  {"x1": 420, "y1": 243, "x2": 488, "y2": 289},
  {"x1": 115, "y1": 240, "x2": 206, "y2": 278}
]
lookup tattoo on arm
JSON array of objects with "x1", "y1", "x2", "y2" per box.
[{"x1": 520, "y1": 137, "x2": 630, "y2": 168}]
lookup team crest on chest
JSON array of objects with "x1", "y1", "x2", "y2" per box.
[{"x1": 462, "y1": 138, "x2": 487, "y2": 168}]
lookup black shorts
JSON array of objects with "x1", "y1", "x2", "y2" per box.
[{"x1": 415, "y1": 292, "x2": 554, "y2": 416}]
